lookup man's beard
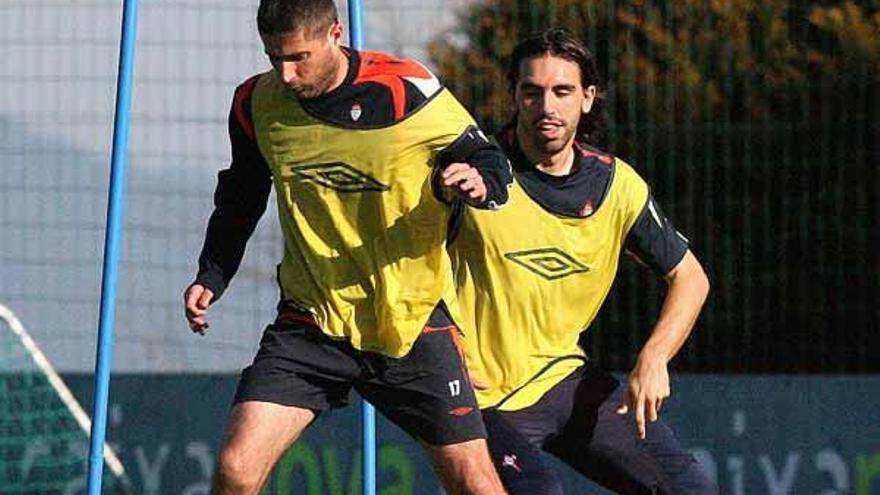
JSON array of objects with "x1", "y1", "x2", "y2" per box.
[
  {"x1": 536, "y1": 137, "x2": 569, "y2": 155},
  {"x1": 525, "y1": 123, "x2": 573, "y2": 157},
  {"x1": 291, "y1": 59, "x2": 342, "y2": 100}
]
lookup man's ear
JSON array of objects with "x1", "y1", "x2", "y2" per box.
[
  {"x1": 582, "y1": 85, "x2": 598, "y2": 113},
  {"x1": 329, "y1": 21, "x2": 343, "y2": 45}
]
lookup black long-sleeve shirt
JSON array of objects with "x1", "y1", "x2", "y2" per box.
[{"x1": 194, "y1": 50, "x2": 512, "y2": 300}]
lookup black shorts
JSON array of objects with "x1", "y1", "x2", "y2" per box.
[
  {"x1": 234, "y1": 301, "x2": 485, "y2": 446},
  {"x1": 482, "y1": 363, "x2": 717, "y2": 495}
]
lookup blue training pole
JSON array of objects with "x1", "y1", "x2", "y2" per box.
[
  {"x1": 347, "y1": 3, "x2": 375, "y2": 494},
  {"x1": 86, "y1": 0, "x2": 139, "y2": 493}
]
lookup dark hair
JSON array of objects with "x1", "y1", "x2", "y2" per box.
[
  {"x1": 257, "y1": 0, "x2": 338, "y2": 38},
  {"x1": 507, "y1": 28, "x2": 608, "y2": 147}
]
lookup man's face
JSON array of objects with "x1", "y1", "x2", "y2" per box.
[
  {"x1": 514, "y1": 55, "x2": 596, "y2": 160},
  {"x1": 261, "y1": 22, "x2": 344, "y2": 99}
]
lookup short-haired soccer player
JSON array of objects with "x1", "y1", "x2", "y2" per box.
[
  {"x1": 183, "y1": 1, "x2": 512, "y2": 493},
  {"x1": 449, "y1": 28, "x2": 718, "y2": 494}
]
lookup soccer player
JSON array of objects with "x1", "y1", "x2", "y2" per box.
[
  {"x1": 183, "y1": 1, "x2": 512, "y2": 493},
  {"x1": 449, "y1": 28, "x2": 718, "y2": 494}
]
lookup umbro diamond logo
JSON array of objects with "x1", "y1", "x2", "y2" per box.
[
  {"x1": 291, "y1": 162, "x2": 390, "y2": 193},
  {"x1": 504, "y1": 248, "x2": 589, "y2": 280}
]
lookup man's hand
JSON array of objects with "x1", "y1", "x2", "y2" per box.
[
  {"x1": 616, "y1": 353, "x2": 671, "y2": 440},
  {"x1": 441, "y1": 162, "x2": 488, "y2": 206},
  {"x1": 184, "y1": 283, "x2": 214, "y2": 335}
]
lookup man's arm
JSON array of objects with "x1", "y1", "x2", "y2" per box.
[
  {"x1": 616, "y1": 250, "x2": 710, "y2": 439},
  {"x1": 435, "y1": 126, "x2": 512, "y2": 209},
  {"x1": 616, "y1": 194, "x2": 709, "y2": 438},
  {"x1": 185, "y1": 79, "x2": 272, "y2": 333}
]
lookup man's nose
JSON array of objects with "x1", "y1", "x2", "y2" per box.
[
  {"x1": 540, "y1": 92, "x2": 557, "y2": 116},
  {"x1": 279, "y1": 62, "x2": 298, "y2": 85}
]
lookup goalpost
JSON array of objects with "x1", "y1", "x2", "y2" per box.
[{"x1": 0, "y1": 304, "x2": 130, "y2": 493}]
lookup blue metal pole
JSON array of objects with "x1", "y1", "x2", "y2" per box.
[
  {"x1": 361, "y1": 397, "x2": 376, "y2": 495},
  {"x1": 349, "y1": 0, "x2": 364, "y2": 49},
  {"x1": 87, "y1": 0, "x2": 139, "y2": 493},
  {"x1": 347, "y1": 3, "x2": 375, "y2": 494}
]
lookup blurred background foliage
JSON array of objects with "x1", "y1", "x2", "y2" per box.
[{"x1": 431, "y1": 0, "x2": 879, "y2": 373}]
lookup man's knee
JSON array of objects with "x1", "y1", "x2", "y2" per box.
[
  {"x1": 427, "y1": 439, "x2": 507, "y2": 494},
  {"x1": 459, "y1": 470, "x2": 509, "y2": 495},
  {"x1": 213, "y1": 446, "x2": 263, "y2": 494},
  {"x1": 211, "y1": 401, "x2": 315, "y2": 494}
]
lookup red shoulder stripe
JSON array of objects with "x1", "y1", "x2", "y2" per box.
[
  {"x1": 233, "y1": 75, "x2": 260, "y2": 140},
  {"x1": 574, "y1": 142, "x2": 613, "y2": 165},
  {"x1": 354, "y1": 51, "x2": 432, "y2": 120}
]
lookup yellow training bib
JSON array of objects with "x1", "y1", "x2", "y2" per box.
[
  {"x1": 251, "y1": 71, "x2": 476, "y2": 357},
  {"x1": 451, "y1": 159, "x2": 648, "y2": 409}
]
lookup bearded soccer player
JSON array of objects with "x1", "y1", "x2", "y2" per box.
[
  {"x1": 182, "y1": 1, "x2": 512, "y2": 493},
  {"x1": 450, "y1": 28, "x2": 718, "y2": 494}
]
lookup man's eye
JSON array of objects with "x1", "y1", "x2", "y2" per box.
[{"x1": 267, "y1": 53, "x2": 308, "y2": 63}]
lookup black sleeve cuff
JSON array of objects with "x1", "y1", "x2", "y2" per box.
[
  {"x1": 434, "y1": 125, "x2": 513, "y2": 209},
  {"x1": 194, "y1": 267, "x2": 228, "y2": 302},
  {"x1": 467, "y1": 148, "x2": 512, "y2": 210}
]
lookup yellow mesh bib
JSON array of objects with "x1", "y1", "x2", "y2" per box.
[
  {"x1": 451, "y1": 159, "x2": 648, "y2": 409},
  {"x1": 251, "y1": 72, "x2": 476, "y2": 357}
]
